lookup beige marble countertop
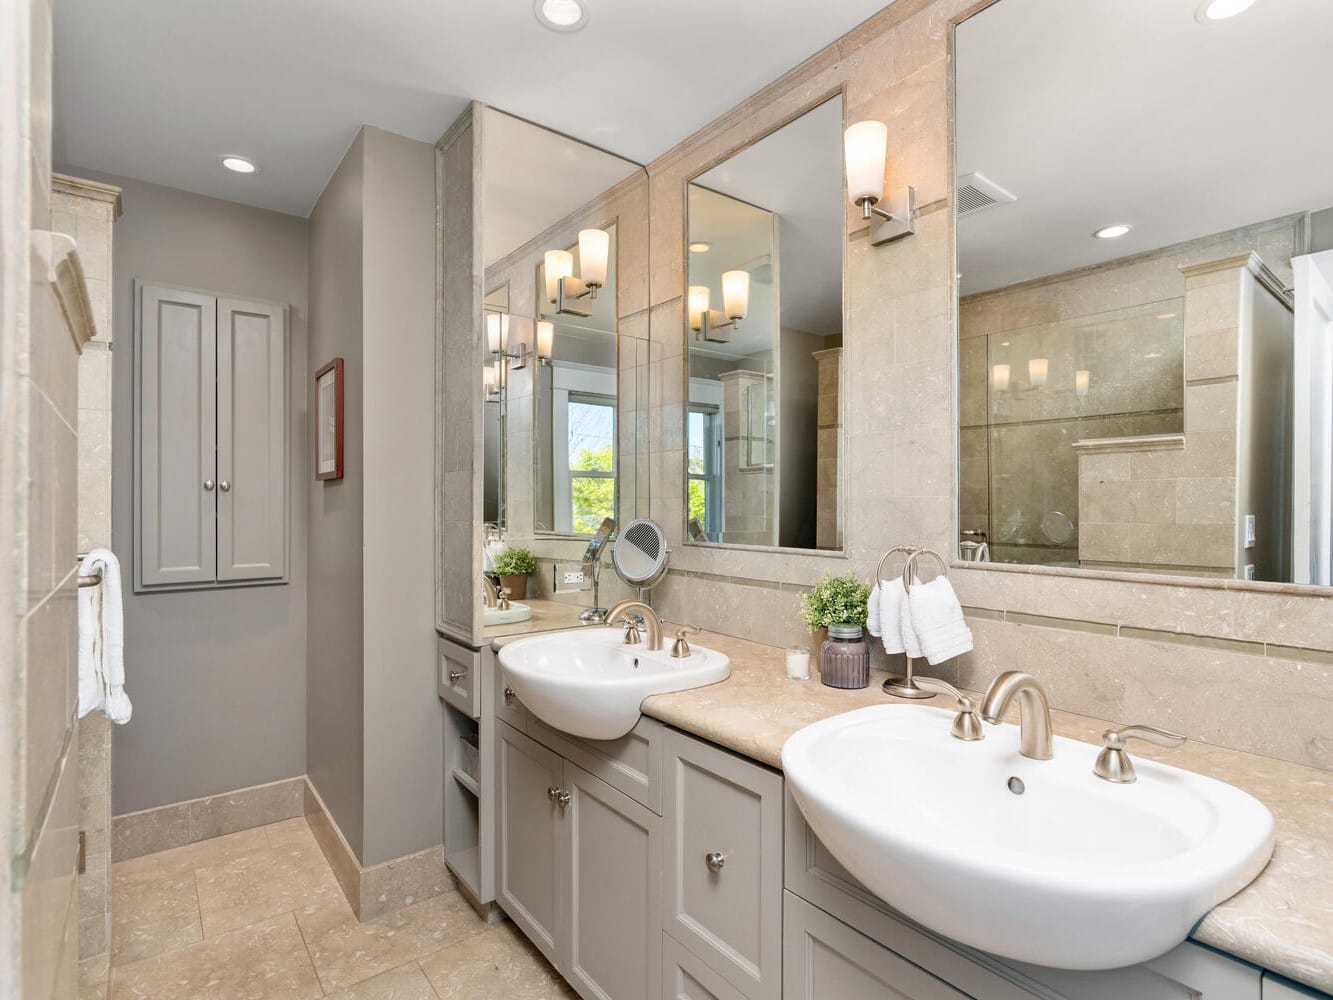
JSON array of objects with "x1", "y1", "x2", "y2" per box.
[{"x1": 482, "y1": 597, "x2": 599, "y2": 640}]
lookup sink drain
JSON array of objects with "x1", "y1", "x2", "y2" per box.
[{"x1": 1007, "y1": 776, "x2": 1025, "y2": 795}]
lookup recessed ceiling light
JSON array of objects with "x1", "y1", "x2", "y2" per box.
[
  {"x1": 689, "y1": 242, "x2": 712, "y2": 254},
  {"x1": 534, "y1": 0, "x2": 588, "y2": 32},
  {"x1": 1196, "y1": 0, "x2": 1257, "y2": 22},
  {"x1": 221, "y1": 155, "x2": 257, "y2": 174},
  {"x1": 1093, "y1": 223, "x2": 1131, "y2": 239}
]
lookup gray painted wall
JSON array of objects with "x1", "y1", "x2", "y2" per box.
[
  {"x1": 306, "y1": 132, "x2": 368, "y2": 860},
  {"x1": 65, "y1": 170, "x2": 311, "y2": 815},
  {"x1": 359, "y1": 127, "x2": 440, "y2": 865}
]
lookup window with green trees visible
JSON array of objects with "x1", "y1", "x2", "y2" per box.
[
  {"x1": 687, "y1": 406, "x2": 720, "y2": 540},
  {"x1": 568, "y1": 396, "x2": 615, "y2": 533}
]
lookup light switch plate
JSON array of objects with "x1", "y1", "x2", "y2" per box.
[{"x1": 1244, "y1": 515, "x2": 1257, "y2": 548}]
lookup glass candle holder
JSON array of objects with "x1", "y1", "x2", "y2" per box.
[
  {"x1": 820, "y1": 624, "x2": 870, "y2": 689},
  {"x1": 786, "y1": 647, "x2": 811, "y2": 681}
]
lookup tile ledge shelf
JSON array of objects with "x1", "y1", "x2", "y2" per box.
[{"x1": 1072, "y1": 433, "x2": 1185, "y2": 454}]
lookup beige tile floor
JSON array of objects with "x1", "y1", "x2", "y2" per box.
[{"x1": 82, "y1": 817, "x2": 577, "y2": 999}]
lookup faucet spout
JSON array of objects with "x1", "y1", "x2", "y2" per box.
[
  {"x1": 979, "y1": 671, "x2": 1054, "y2": 760},
  {"x1": 605, "y1": 600, "x2": 663, "y2": 651}
]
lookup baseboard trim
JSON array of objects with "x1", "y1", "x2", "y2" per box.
[
  {"x1": 111, "y1": 776, "x2": 304, "y2": 862},
  {"x1": 302, "y1": 777, "x2": 454, "y2": 921}
]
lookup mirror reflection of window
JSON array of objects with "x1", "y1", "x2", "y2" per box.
[
  {"x1": 684, "y1": 95, "x2": 845, "y2": 551},
  {"x1": 565, "y1": 395, "x2": 615, "y2": 533}
]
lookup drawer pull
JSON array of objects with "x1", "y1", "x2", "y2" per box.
[
  {"x1": 504, "y1": 686, "x2": 516, "y2": 704},
  {"x1": 547, "y1": 786, "x2": 571, "y2": 809},
  {"x1": 705, "y1": 851, "x2": 726, "y2": 873},
  {"x1": 448, "y1": 669, "x2": 465, "y2": 683}
]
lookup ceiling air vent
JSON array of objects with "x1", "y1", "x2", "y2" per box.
[{"x1": 956, "y1": 172, "x2": 1017, "y2": 216}]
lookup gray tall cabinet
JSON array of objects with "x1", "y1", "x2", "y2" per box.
[{"x1": 134, "y1": 281, "x2": 288, "y2": 590}]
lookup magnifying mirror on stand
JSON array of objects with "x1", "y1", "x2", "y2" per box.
[
  {"x1": 613, "y1": 518, "x2": 670, "y2": 602},
  {"x1": 578, "y1": 517, "x2": 617, "y2": 623}
]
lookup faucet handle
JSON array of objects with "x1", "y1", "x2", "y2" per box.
[
  {"x1": 497, "y1": 587, "x2": 511, "y2": 611},
  {"x1": 670, "y1": 625, "x2": 702, "y2": 659},
  {"x1": 622, "y1": 617, "x2": 643, "y2": 645},
  {"x1": 1094, "y1": 724, "x2": 1185, "y2": 784},
  {"x1": 911, "y1": 678, "x2": 984, "y2": 742}
]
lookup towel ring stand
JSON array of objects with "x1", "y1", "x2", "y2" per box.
[
  {"x1": 75, "y1": 554, "x2": 102, "y2": 589},
  {"x1": 883, "y1": 546, "x2": 951, "y2": 701},
  {"x1": 875, "y1": 544, "x2": 918, "y2": 587}
]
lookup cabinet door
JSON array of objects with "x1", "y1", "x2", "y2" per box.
[
  {"x1": 496, "y1": 722, "x2": 564, "y2": 967},
  {"x1": 783, "y1": 893, "x2": 967, "y2": 1000},
  {"x1": 136, "y1": 282, "x2": 217, "y2": 588},
  {"x1": 216, "y1": 297, "x2": 286, "y2": 581},
  {"x1": 662, "y1": 935, "x2": 749, "y2": 1000},
  {"x1": 663, "y1": 729, "x2": 783, "y2": 999},
  {"x1": 564, "y1": 762, "x2": 662, "y2": 1000}
]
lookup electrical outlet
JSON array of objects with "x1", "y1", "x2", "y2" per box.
[
  {"x1": 1243, "y1": 564, "x2": 1256, "y2": 580},
  {"x1": 1243, "y1": 515, "x2": 1257, "y2": 549},
  {"x1": 563, "y1": 571, "x2": 586, "y2": 585}
]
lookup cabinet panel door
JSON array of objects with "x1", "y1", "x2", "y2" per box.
[
  {"x1": 137, "y1": 283, "x2": 216, "y2": 587},
  {"x1": 784, "y1": 893, "x2": 966, "y2": 1000},
  {"x1": 662, "y1": 934, "x2": 749, "y2": 1000},
  {"x1": 496, "y1": 722, "x2": 564, "y2": 967},
  {"x1": 663, "y1": 729, "x2": 783, "y2": 999},
  {"x1": 565, "y1": 763, "x2": 661, "y2": 1000},
  {"x1": 217, "y1": 297, "x2": 286, "y2": 581}
]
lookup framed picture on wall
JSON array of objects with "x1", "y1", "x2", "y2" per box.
[{"x1": 314, "y1": 358, "x2": 344, "y2": 481}]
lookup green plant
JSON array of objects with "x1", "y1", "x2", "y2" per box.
[
  {"x1": 493, "y1": 546, "x2": 537, "y2": 576},
  {"x1": 799, "y1": 572, "x2": 870, "y2": 630}
]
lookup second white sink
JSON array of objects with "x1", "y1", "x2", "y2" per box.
[
  {"x1": 782, "y1": 704, "x2": 1274, "y2": 970},
  {"x1": 498, "y1": 627, "x2": 730, "y2": 740}
]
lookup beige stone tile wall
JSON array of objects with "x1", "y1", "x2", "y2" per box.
[
  {"x1": 814, "y1": 348, "x2": 842, "y2": 548},
  {"x1": 635, "y1": 0, "x2": 1333, "y2": 772}
]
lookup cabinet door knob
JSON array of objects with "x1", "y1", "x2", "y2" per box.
[
  {"x1": 504, "y1": 687, "x2": 516, "y2": 704},
  {"x1": 705, "y1": 852, "x2": 726, "y2": 873},
  {"x1": 203, "y1": 479, "x2": 215, "y2": 491},
  {"x1": 547, "y1": 786, "x2": 571, "y2": 809},
  {"x1": 219, "y1": 480, "x2": 231, "y2": 493},
  {"x1": 448, "y1": 669, "x2": 465, "y2": 683}
]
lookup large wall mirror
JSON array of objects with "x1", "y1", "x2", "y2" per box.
[
  {"x1": 955, "y1": 0, "x2": 1333, "y2": 585},
  {"x1": 479, "y1": 108, "x2": 649, "y2": 638},
  {"x1": 683, "y1": 95, "x2": 846, "y2": 551}
]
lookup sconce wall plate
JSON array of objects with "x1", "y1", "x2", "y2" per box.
[
  {"x1": 698, "y1": 310, "x2": 733, "y2": 344},
  {"x1": 555, "y1": 276, "x2": 593, "y2": 318},
  {"x1": 866, "y1": 185, "x2": 917, "y2": 246}
]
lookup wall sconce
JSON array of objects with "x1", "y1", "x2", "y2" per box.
[
  {"x1": 844, "y1": 120, "x2": 915, "y2": 246},
  {"x1": 536, "y1": 320, "x2": 554, "y2": 364},
  {"x1": 689, "y1": 270, "x2": 750, "y2": 343},
  {"x1": 991, "y1": 364, "x2": 1010, "y2": 392},
  {"x1": 488, "y1": 312, "x2": 535, "y2": 370},
  {"x1": 1075, "y1": 370, "x2": 1090, "y2": 398},
  {"x1": 1028, "y1": 358, "x2": 1048, "y2": 389},
  {"x1": 483, "y1": 364, "x2": 499, "y2": 397},
  {"x1": 486, "y1": 312, "x2": 509, "y2": 355},
  {"x1": 544, "y1": 227, "x2": 609, "y2": 318}
]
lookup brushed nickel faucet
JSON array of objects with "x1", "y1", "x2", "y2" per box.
[
  {"x1": 979, "y1": 671, "x2": 1054, "y2": 760},
  {"x1": 911, "y1": 677, "x2": 984, "y2": 741},
  {"x1": 480, "y1": 575, "x2": 498, "y2": 608},
  {"x1": 606, "y1": 600, "x2": 663, "y2": 651},
  {"x1": 1093, "y1": 724, "x2": 1184, "y2": 783}
]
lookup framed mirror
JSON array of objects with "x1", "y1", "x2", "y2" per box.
[
  {"x1": 954, "y1": 0, "x2": 1333, "y2": 585},
  {"x1": 683, "y1": 94, "x2": 846, "y2": 551}
]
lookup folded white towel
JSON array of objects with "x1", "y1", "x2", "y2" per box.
[
  {"x1": 874, "y1": 579, "x2": 908, "y2": 655},
  {"x1": 907, "y1": 576, "x2": 973, "y2": 666},
  {"x1": 78, "y1": 548, "x2": 132, "y2": 724},
  {"x1": 866, "y1": 583, "x2": 881, "y2": 637},
  {"x1": 897, "y1": 589, "x2": 922, "y2": 659}
]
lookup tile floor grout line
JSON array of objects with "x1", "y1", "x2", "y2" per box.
[
  {"x1": 417, "y1": 959, "x2": 444, "y2": 1000},
  {"x1": 292, "y1": 898, "x2": 329, "y2": 997}
]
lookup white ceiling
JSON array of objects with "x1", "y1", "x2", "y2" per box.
[
  {"x1": 52, "y1": 0, "x2": 890, "y2": 217},
  {"x1": 956, "y1": 0, "x2": 1333, "y2": 295}
]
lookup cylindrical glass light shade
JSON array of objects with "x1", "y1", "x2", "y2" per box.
[
  {"x1": 577, "y1": 229, "x2": 610, "y2": 288},
  {"x1": 536, "y1": 320, "x2": 554, "y2": 361},
  {"x1": 991, "y1": 364, "x2": 1010, "y2": 392},
  {"x1": 544, "y1": 249, "x2": 574, "y2": 304},
  {"x1": 688, "y1": 285, "x2": 711, "y2": 331},
  {"x1": 486, "y1": 312, "x2": 509, "y2": 354},
  {"x1": 1029, "y1": 358, "x2": 1048, "y2": 389},
  {"x1": 483, "y1": 364, "x2": 497, "y2": 392},
  {"x1": 721, "y1": 270, "x2": 750, "y2": 321},
  {"x1": 844, "y1": 121, "x2": 889, "y2": 205},
  {"x1": 1075, "y1": 369, "x2": 1090, "y2": 397}
]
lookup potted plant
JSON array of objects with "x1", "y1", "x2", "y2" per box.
[
  {"x1": 799, "y1": 573, "x2": 871, "y2": 682},
  {"x1": 493, "y1": 546, "x2": 537, "y2": 602}
]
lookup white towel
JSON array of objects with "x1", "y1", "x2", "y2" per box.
[
  {"x1": 906, "y1": 576, "x2": 973, "y2": 666},
  {"x1": 866, "y1": 583, "x2": 881, "y2": 637},
  {"x1": 78, "y1": 548, "x2": 132, "y2": 724},
  {"x1": 873, "y1": 579, "x2": 909, "y2": 655},
  {"x1": 898, "y1": 590, "x2": 923, "y2": 659}
]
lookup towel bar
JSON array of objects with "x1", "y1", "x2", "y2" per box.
[{"x1": 75, "y1": 554, "x2": 102, "y2": 588}]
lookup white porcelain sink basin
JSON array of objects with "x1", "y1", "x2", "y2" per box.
[
  {"x1": 498, "y1": 628, "x2": 729, "y2": 741},
  {"x1": 483, "y1": 602, "x2": 531, "y2": 626},
  {"x1": 782, "y1": 704, "x2": 1274, "y2": 970}
]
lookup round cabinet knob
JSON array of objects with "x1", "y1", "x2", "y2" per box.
[
  {"x1": 203, "y1": 479, "x2": 215, "y2": 491},
  {"x1": 448, "y1": 669, "x2": 465, "y2": 683},
  {"x1": 219, "y1": 480, "x2": 232, "y2": 493},
  {"x1": 503, "y1": 687, "x2": 516, "y2": 704},
  {"x1": 705, "y1": 852, "x2": 726, "y2": 873},
  {"x1": 547, "y1": 787, "x2": 571, "y2": 809}
]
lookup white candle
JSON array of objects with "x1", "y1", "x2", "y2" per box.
[{"x1": 786, "y1": 647, "x2": 811, "y2": 681}]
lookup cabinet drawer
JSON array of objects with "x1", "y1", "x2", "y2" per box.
[
  {"x1": 528, "y1": 713, "x2": 664, "y2": 814},
  {"x1": 663, "y1": 728, "x2": 782, "y2": 999},
  {"x1": 438, "y1": 635, "x2": 480, "y2": 717},
  {"x1": 783, "y1": 892, "x2": 967, "y2": 1000},
  {"x1": 492, "y1": 648, "x2": 527, "y2": 731},
  {"x1": 663, "y1": 934, "x2": 749, "y2": 1000}
]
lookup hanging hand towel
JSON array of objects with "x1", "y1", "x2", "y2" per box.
[
  {"x1": 866, "y1": 583, "x2": 882, "y2": 638},
  {"x1": 907, "y1": 576, "x2": 973, "y2": 666},
  {"x1": 78, "y1": 548, "x2": 132, "y2": 724},
  {"x1": 875, "y1": 578, "x2": 908, "y2": 655},
  {"x1": 898, "y1": 586, "x2": 923, "y2": 659}
]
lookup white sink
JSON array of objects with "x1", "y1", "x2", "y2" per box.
[
  {"x1": 498, "y1": 628, "x2": 730, "y2": 741},
  {"x1": 483, "y1": 602, "x2": 531, "y2": 626},
  {"x1": 782, "y1": 704, "x2": 1274, "y2": 970}
]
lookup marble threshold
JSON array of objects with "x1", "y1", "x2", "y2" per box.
[{"x1": 493, "y1": 625, "x2": 1333, "y2": 994}]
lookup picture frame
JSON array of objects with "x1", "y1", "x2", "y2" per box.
[{"x1": 314, "y1": 358, "x2": 344, "y2": 481}]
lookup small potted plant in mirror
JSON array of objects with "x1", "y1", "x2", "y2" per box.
[
  {"x1": 799, "y1": 572, "x2": 872, "y2": 689},
  {"x1": 493, "y1": 546, "x2": 537, "y2": 602}
]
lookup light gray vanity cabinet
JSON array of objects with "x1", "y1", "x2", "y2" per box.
[
  {"x1": 438, "y1": 635, "x2": 481, "y2": 717},
  {"x1": 662, "y1": 729, "x2": 784, "y2": 1000},
  {"x1": 1263, "y1": 974, "x2": 1329, "y2": 999},
  {"x1": 783, "y1": 892, "x2": 967, "y2": 1000},
  {"x1": 135, "y1": 281, "x2": 287, "y2": 591},
  {"x1": 662, "y1": 933, "x2": 750, "y2": 1000},
  {"x1": 528, "y1": 713, "x2": 665, "y2": 813},
  {"x1": 497, "y1": 719, "x2": 663, "y2": 998}
]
